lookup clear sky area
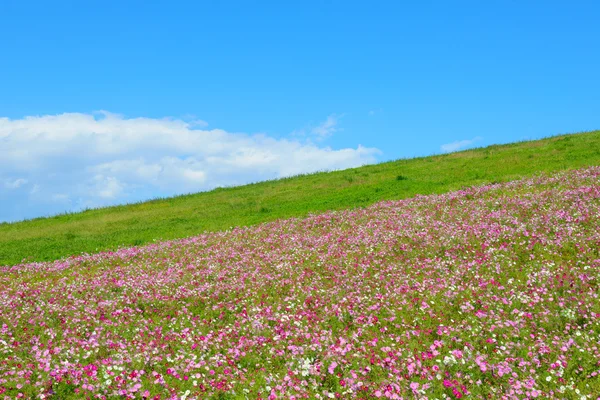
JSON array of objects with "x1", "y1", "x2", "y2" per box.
[{"x1": 1, "y1": 0, "x2": 599, "y2": 222}]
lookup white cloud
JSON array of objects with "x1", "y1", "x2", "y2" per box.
[
  {"x1": 93, "y1": 175, "x2": 125, "y2": 199},
  {"x1": 4, "y1": 178, "x2": 28, "y2": 189},
  {"x1": 310, "y1": 114, "x2": 341, "y2": 138},
  {"x1": 440, "y1": 136, "x2": 483, "y2": 153},
  {"x1": 0, "y1": 112, "x2": 380, "y2": 221}
]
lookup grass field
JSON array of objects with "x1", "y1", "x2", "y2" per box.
[{"x1": 1, "y1": 130, "x2": 599, "y2": 266}]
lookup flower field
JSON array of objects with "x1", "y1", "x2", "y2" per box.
[{"x1": 1, "y1": 167, "x2": 600, "y2": 400}]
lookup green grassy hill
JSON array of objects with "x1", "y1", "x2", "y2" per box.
[{"x1": 1, "y1": 130, "x2": 599, "y2": 266}]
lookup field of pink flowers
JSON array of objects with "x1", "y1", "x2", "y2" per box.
[{"x1": 1, "y1": 167, "x2": 600, "y2": 400}]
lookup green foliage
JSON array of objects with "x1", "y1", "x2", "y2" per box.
[
  {"x1": 52, "y1": 382, "x2": 78, "y2": 399},
  {"x1": 1, "y1": 130, "x2": 599, "y2": 265}
]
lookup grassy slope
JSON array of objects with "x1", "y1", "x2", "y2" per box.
[{"x1": 1, "y1": 130, "x2": 599, "y2": 265}]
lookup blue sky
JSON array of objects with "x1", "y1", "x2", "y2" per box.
[{"x1": 1, "y1": 1, "x2": 599, "y2": 222}]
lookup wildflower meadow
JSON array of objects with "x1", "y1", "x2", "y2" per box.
[{"x1": 1, "y1": 167, "x2": 599, "y2": 399}]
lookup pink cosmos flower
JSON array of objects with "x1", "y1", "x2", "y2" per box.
[{"x1": 328, "y1": 362, "x2": 338, "y2": 374}]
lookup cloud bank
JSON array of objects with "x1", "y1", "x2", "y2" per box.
[
  {"x1": 0, "y1": 112, "x2": 380, "y2": 222},
  {"x1": 440, "y1": 136, "x2": 483, "y2": 153}
]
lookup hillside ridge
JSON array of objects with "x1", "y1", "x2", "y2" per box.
[{"x1": 1, "y1": 130, "x2": 599, "y2": 265}]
